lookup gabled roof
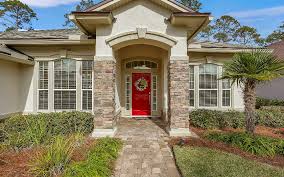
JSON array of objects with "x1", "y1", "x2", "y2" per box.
[
  {"x1": 268, "y1": 40, "x2": 284, "y2": 59},
  {"x1": 85, "y1": 0, "x2": 195, "y2": 13}
]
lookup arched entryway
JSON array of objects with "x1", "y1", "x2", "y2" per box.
[{"x1": 114, "y1": 44, "x2": 169, "y2": 120}]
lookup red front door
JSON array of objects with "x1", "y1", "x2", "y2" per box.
[{"x1": 132, "y1": 73, "x2": 151, "y2": 116}]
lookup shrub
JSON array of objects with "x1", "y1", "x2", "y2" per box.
[
  {"x1": 257, "y1": 109, "x2": 284, "y2": 128},
  {"x1": 1, "y1": 112, "x2": 93, "y2": 149},
  {"x1": 64, "y1": 138, "x2": 123, "y2": 177},
  {"x1": 205, "y1": 132, "x2": 284, "y2": 157},
  {"x1": 29, "y1": 135, "x2": 81, "y2": 177},
  {"x1": 256, "y1": 97, "x2": 284, "y2": 109},
  {"x1": 190, "y1": 110, "x2": 245, "y2": 129}
]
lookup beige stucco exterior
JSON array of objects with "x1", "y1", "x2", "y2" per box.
[{"x1": 0, "y1": 0, "x2": 244, "y2": 137}]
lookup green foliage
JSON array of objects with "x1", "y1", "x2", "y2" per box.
[
  {"x1": 266, "y1": 21, "x2": 284, "y2": 44},
  {"x1": 233, "y1": 26, "x2": 261, "y2": 46},
  {"x1": 256, "y1": 97, "x2": 284, "y2": 109},
  {"x1": 0, "y1": 112, "x2": 93, "y2": 149},
  {"x1": 257, "y1": 109, "x2": 284, "y2": 128},
  {"x1": 222, "y1": 50, "x2": 284, "y2": 85},
  {"x1": 190, "y1": 109, "x2": 245, "y2": 129},
  {"x1": 174, "y1": 146, "x2": 284, "y2": 177},
  {"x1": 0, "y1": 0, "x2": 37, "y2": 31},
  {"x1": 29, "y1": 135, "x2": 81, "y2": 177},
  {"x1": 179, "y1": 0, "x2": 202, "y2": 11},
  {"x1": 205, "y1": 132, "x2": 284, "y2": 157},
  {"x1": 64, "y1": 138, "x2": 123, "y2": 177}
]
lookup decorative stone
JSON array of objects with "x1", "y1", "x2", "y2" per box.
[
  {"x1": 92, "y1": 58, "x2": 117, "y2": 137},
  {"x1": 168, "y1": 57, "x2": 190, "y2": 136}
]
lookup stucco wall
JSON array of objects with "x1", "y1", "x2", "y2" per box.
[
  {"x1": 257, "y1": 78, "x2": 284, "y2": 99},
  {"x1": 96, "y1": 0, "x2": 188, "y2": 57},
  {"x1": 0, "y1": 60, "x2": 21, "y2": 117}
]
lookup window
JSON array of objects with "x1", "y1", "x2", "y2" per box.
[
  {"x1": 189, "y1": 66, "x2": 195, "y2": 107},
  {"x1": 126, "y1": 60, "x2": 157, "y2": 69},
  {"x1": 54, "y1": 59, "x2": 76, "y2": 110},
  {"x1": 125, "y1": 75, "x2": 131, "y2": 110},
  {"x1": 82, "y1": 61, "x2": 93, "y2": 110},
  {"x1": 152, "y1": 75, "x2": 158, "y2": 111},
  {"x1": 199, "y1": 64, "x2": 218, "y2": 107},
  {"x1": 222, "y1": 79, "x2": 231, "y2": 107},
  {"x1": 38, "y1": 61, "x2": 48, "y2": 110}
]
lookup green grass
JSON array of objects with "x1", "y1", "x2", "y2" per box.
[{"x1": 174, "y1": 146, "x2": 284, "y2": 177}]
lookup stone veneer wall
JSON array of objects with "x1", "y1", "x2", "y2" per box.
[
  {"x1": 168, "y1": 59, "x2": 190, "y2": 130},
  {"x1": 93, "y1": 60, "x2": 116, "y2": 129}
]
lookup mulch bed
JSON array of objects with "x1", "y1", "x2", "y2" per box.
[
  {"x1": 0, "y1": 138, "x2": 96, "y2": 177},
  {"x1": 170, "y1": 126, "x2": 284, "y2": 168}
]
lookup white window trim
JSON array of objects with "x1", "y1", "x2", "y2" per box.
[
  {"x1": 38, "y1": 61, "x2": 49, "y2": 111},
  {"x1": 152, "y1": 75, "x2": 158, "y2": 111}
]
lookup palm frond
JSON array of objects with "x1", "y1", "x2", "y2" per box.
[{"x1": 221, "y1": 49, "x2": 284, "y2": 85}]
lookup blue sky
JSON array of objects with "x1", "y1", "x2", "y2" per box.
[{"x1": 2, "y1": 0, "x2": 284, "y2": 37}]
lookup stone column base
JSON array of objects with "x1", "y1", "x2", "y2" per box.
[
  {"x1": 168, "y1": 128, "x2": 198, "y2": 137},
  {"x1": 91, "y1": 127, "x2": 117, "y2": 138}
]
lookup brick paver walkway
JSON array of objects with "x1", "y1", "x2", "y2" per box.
[{"x1": 113, "y1": 118, "x2": 180, "y2": 177}]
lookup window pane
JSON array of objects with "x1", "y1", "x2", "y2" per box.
[
  {"x1": 199, "y1": 64, "x2": 218, "y2": 89},
  {"x1": 199, "y1": 90, "x2": 217, "y2": 107},
  {"x1": 189, "y1": 90, "x2": 194, "y2": 107},
  {"x1": 189, "y1": 66, "x2": 194, "y2": 89},
  {"x1": 222, "y1": 90, "x2": 231, "y2": 107},
  {"x1": 54, "y1": 59, "x2": 76, "y2": 89},
  {"x1": 82, "y1": 90, "x2": 92, "y2": 110},
  {"x1": 222, "y1": 79, "x2": 231, "y2": 89},
  {"x1": 39, "y1": 90, "x2": 48, "y2": 110},
  {"x1": 82, "y1": 61, "x2": 93, "y2": 89},
  {"x1": 125, "y1": 61, "x2": 157, "y2": 69},
  {"x1": 38, "y1": 61, "x2": 48, "y2": 89},
  {"x1": 54, "y1": 91, "x2": 76, "y2": 110}
]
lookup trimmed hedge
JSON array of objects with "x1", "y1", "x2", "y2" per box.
[
  {"x1": 205, "y1": 132, "x2": 284, "y2": 157},
  {"x1": 0, "y1": 112, "x2": 93, "y2": 149},
  {"x1": 190, "y1": 109, "x2": 284, "y2": 129},
  {"x1": 256, "y1": 97, "x2": 284, "y2": 109},
  {"x1": 190, "y1": 110, "x2": 245, "y2": 129}
]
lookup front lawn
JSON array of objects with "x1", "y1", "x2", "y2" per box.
[{"x1": 174, "y1": 146, "x2": 284, "y2": 177}]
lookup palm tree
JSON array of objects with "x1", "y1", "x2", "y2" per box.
[{"x1": 221, "y1": 49, "x2": 284, "y2": 134}]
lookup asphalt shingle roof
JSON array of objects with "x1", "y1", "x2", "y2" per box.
[
  {"x1": 0, "y1": 29, "x2": 83, "y2": 40},
  {"x1": 268, "y1": 40, "x2": 284, "y2": 59},
  {"x1": 191, "y1": 41, "x2": 249, "y2": 49}
]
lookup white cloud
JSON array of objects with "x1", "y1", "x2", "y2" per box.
[
  {"x1": 228, "y1": 6, "x2": 284, "y2": 19},
  {"x1": 20, "y1": 0, "x2": 80, "y2": 8}
]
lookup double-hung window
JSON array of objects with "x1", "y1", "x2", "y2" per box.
[
  {"x1": 38, "y1": 61, "x2": 49, "y2": 110},
  {"x1": 189, "y1": 63, "x2": 232, "y2": 108},
  {"x1": 54, "y1": 59, "x2": 77, "y2": 110},
  {"x1": 199, "y1": 64, "x2": 218, "y2": 107},
  {"x1": 82, "y1": 60, "x2": 93, "y2": 110}
]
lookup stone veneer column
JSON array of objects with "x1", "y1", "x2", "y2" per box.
[
  {"x1": 92, "y1": 57, "x2": 117, "y2": 137},
  {"x1": 168, "y1": 56, "x2": 192, "y2": 137}
]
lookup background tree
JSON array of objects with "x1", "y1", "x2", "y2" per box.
[
  {"x1": 0, "y1": 0, "x2": 37, "y2": 31},
  {"x1": 213, "y1": 15, "x2": 240, "y2": 43},
  {"x1": 179, "y1": 0, "x2": 202, "y2": 11},
  {"x1": 64, "y1": 0, "x2": 95, "y2": 28},
  {"x1": 198, "y1": 24, "x2": 214, "y2": 41},
  {"x1": 266, "y1": 22, "x2": 284, "y2": 44},
  {"x1": 233, "y1": 26, "x2": 261, "y2": 46},
  {"x1": 221, "y1": 50, "x2": 284, "y2": 134}
]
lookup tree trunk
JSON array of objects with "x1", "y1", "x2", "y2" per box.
[{"x1": 243, "y1": 80, "x2": 256, "y2": 134}]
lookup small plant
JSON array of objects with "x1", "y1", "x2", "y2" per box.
[
  {"x1": 1, "y1": 112, "x2": 93, "y2": 149},
  {"x1": 64, "y1": 138, "x2": 123, "y2": 177},
  {"x1": 29, "y1": 135, "x2": 81, "y2": 177},
  {"x1": 205, "y1": 132, "x2": 284, "y2": 157}
]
